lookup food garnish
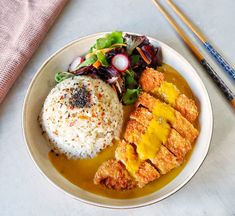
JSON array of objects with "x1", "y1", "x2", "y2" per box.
[
  {"x1": 111, "y1": 54, "x2": 130, "y2": 72},
  {"x1": 94, "y1": 31, "x2": 124, "y2": 50},
  {"x1": 68, "y1": 56, "x2": 83, "y2": 72},
  {"x1": 125, "y1": 33, "x2": 148, "y2": 55},
  {"x1": 92, "y1": 60, "x2": 101, "y2": 69},
  {"x1": 69, "y1": 86, "x2": 91, "y2": 108},
  {"x1": 122, "y1": 88, "x2": 141, "y2": 105},
  {"x1": 54, "y1": 31, "x2": 163, "y2": 105},
  {"x1": 55, "y1": 72, "x2": 74, "y2": 83},
  {"x1": 76, "y1": 55, "x2": 97, "y2": 69},
  {"x1": 124, "y1": 69, "x2": 137, "y2": 89},
  {"x1": 136, "y1": 47, "x2": 151, "y2": 65},
  {"x1": 96, "y1": 51, "x2": 109, "y2": 67}
]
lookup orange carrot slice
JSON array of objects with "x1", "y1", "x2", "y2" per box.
[
  {"x1": 93, "y1": 60, "x2": 101, "y2": 68},
  {"x1": 136, "y1": 47, "x2": 151, "y2": 65}
]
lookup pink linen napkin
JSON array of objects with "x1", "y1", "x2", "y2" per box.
[{"x1": 0, "y1": 0, "x2": 68, "y2": 103}]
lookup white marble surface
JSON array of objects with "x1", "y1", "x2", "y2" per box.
[{"x1": 0, "y1": 0, "x2": 235, "y2": 215}]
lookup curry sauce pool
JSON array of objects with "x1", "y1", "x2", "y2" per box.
[{"x1": 48, "y1": 64, "x2": 199, "y2": 199}]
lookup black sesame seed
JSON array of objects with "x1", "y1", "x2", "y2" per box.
[{"x1": 69, "y1": 85, "x2": 91, "y2": 108}]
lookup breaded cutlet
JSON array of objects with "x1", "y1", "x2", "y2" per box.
[
  {"x1": 136, "y1": 92, "x2": 198, "y2": 143},
  {"x1": 124, "y1": 119, "x2": 146, "y2": 144},
  {"x1": 130, "y1": 106, "x2": 191, "y2": 163},
  {"x1": 139, "y1": 67, "x2": 198, "y2": 123},
  {"x1": 124, "y1": 118, "x2": 180, "y2": 173},
  {"x1": 93, "y1": 159, "x2": 136, "y2": 190},
  {"x1": 115, "y1": 140, "x2": 160, "y2": 188},
  {"x1": 151, "y1": 145, "x2": 180, "y2": 174},
  {"x1": 165, "y1": 129, "x2": 191, "y2": 163}
]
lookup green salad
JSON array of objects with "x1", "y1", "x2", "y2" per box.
[{"x1": 55, "y1": 31, "x2": 162, "y2": 105}]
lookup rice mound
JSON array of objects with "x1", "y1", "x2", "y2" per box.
[{"x1": 40, "y1": 76, "x2": 123, "y2": 159}]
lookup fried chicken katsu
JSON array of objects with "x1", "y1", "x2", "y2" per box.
[
  {"x1": 129, "y1": 107, "x2": 191, "y2": 163},
  {"x1": 94, "y1": 87, "x2": 199, "y2": 191},
  {"x1": 115, "y1": 140, "x2": 160, "y2": 188},
  {"x1": 139, "y1": 67, "x2": 198, "y2": 123},
  {"x1": 94, "y1": 159, "x2": 136, "y2": 190},
  {"x1": 136, "y1": 93, "x2": 198, "y2": 143},
  {"x1": 151, "y1": 145, "x2": 180, "y2": 174},
  {"x1": 124, "y1": 109, "x2": 187, "y2": 173}
]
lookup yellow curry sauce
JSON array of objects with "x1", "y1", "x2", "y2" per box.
[
  {"x1": 137, "y1": 117, "x2": 170, "y2": 160},
  {"x1": 48, "y1": 63, "x2": 199, "y2": 199}
]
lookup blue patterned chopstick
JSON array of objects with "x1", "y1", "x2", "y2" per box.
[
  {"x1": 166, "y1": 0, "x2": 235, "y2": 82},
  {"x1": 204, "y1": 42, "x2": 235, "y2": 80},
  {"x1": 153, "y1": 0, "x2": 235, "y2": 108}
]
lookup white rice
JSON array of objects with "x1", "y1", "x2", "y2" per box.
[{"x1": 40, "y1": 76, "x2": 123, "y2": 159}]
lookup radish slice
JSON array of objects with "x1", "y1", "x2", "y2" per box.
[
  {"x1": 68, "y1": 56, "x2": 83, "y2": 72},
  {"x1": 111, "y1": 54, "x2": 130, "y2": 72}
]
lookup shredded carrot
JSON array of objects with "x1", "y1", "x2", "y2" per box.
[
  {"x1": 93, "y1": 60, "x2": 101, "y2": 68},
  {"x1": 85, "y1": 48, "x2": 114, "y2": 59},
  {"x1": 94, "y1": 48, "x2": 113, "y2": 54},
  {"x1": 136, "y1": 47, "x2": 151, "y2": 65},
  {"x1": 86, "y1": 48, "x2": 113, "y2": 59},
  {"x1": 98, "y1": 48, "x2": 113, "y2": 54}
]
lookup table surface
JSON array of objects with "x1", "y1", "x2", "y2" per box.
[{"x1": 0, "y1": 0, "x2": 235, "y2": 215}]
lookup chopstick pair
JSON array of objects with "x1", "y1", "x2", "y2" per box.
[{"x1": 152, "y1": 0, "x2": 235, "y2": 108}]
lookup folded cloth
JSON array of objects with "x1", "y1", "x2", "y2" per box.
[{"x1": 0, "y1": 0, "x2": 68, "y2": 103}]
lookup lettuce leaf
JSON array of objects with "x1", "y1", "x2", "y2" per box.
[
  {"x1": 125, "y1": 69, "x2": 137, "y2": 89},
  {"x1": 124, "y1": 34, "x2": 148, "y2": 55},
  {"x1": 130, "y1": 54, "x2": 140, "y2": 66},
  {"x1": 76, "y1": 55, "x2": 97, "y2": 69},
  {"x1": 94, "y1": 31, "x2": 124, "y2": 50},
  {"x1": 55, "y1": 72, "x2": 74, "y2": 83},
  {"x1": 122, "y1": 87, "x2": 140, "y2": 105},
  {"x1": 96, "y1": 51, "x2": 108, "y2": 66}
]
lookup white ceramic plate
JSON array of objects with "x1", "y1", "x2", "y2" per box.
[{"x1": 22, "y1": 32, "x2": 213, "y2": 208}]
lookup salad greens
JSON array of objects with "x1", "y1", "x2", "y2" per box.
[
  {"x1": 96, "y1": 51, "x2": 108, "y2": 67},
  {"x1": 130, "y1": 55, "x2": 140, "y2": 66},
  {"x1": 55, "y1": 72, "x2": 74, "y2": 83},
  {"x1": 125, "y1": 34, "x2": 147, "y2": 55},
  {"x1": 122, "y1": 88, "x2": 141, "y2": 105},
  {"x1": 125, "y1": 69, "x2": 137, "y2": 89},
  {"x1": 54, "y1": 31, "x2": 163, "y2": 105},
  {"x1": 90, "y1": 31, "x2": 124, "y2": 51},
  {"x1": 123, "y1": 70, "x2": 140, "y2": 104},
  {"x1": 76, "y1": 55, "x2": 97, "y2": 70}
]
